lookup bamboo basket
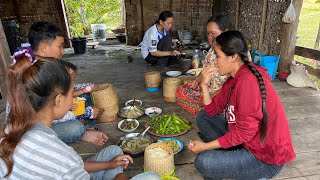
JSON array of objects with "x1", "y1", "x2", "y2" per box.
[
  {"x1": 178, "y1": 75, "x2": 194, "y2": 85},
  {"x1": 163, "y1": 78, "x2": 182, "y2": 102},
  {"x1": 144, "y1": 71, "x2": 161, "y2": 88},
  {"x1": 144, "y1": 143, "x2": 174, "y2": 176},
  {"x1": 91, "y1": 84, "x2": 119, "y2": 122}
]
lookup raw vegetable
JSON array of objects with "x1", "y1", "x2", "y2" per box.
[{"x1": 147, "y1": 114, "x2": 191, "y2": 135}]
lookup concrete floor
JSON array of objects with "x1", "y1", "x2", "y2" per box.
[{"x1": 1, "y1": 44, "x2": 320, "y2": 179}]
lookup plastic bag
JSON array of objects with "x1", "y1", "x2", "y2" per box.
[
  {"x1": 282, "y1": 0, "x2": 296, "y2": 23},
  {"x1": 287, "y1": 61, "x2": 319, "y2": 90}
]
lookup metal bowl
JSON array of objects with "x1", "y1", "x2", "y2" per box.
[
  {"x1": 116, "y1": 133, "x2": 154, "y2": 157},
  {"x1": 119, "y1": 106, "x2": 145, "y2": 119}
]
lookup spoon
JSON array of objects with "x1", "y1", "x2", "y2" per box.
[
  {"x1": 130, "y1": 99, "x2": 136, "y2": 110},
  {"x1": 138, "y1": 126, "x2": 150, "y2": 137}
]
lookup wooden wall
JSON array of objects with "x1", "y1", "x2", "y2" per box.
[
  {"x1": 125, "y1": 0, "x2": 290, "y2": 55},
  {"x1": 0, "y1": 21, "x2": 12, "y2": 99},
  {"x1": 125, "y1": 0, "x2": 214, "y2": 46},
  {"x1": 0, "y1": 0, "x2": 69, "y2": 47}
]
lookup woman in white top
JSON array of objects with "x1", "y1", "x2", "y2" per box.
[
  {"x1": 0, "y1": 50, "x2": 160, "y2": 180},
  {"x1": 141, "y1": 11, "x2": 180, "y2": 66}
]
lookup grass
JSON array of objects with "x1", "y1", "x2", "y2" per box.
[{"x1": 295, "y1": 0, "x2": 320, "y2": 87}]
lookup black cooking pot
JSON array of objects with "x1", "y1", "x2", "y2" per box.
[{"x1": 116, "y1": 133, "x2": 154, "y2": 158}]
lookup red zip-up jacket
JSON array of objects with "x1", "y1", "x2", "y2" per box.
[{"x1": 204, "y1": 64, "x2": 296, "y2": 165}]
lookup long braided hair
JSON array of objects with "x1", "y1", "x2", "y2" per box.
[{"x1": 216, "y1": 31, "x2": 268, "y2": 143}]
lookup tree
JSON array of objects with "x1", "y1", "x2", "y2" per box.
[{"x1": 64, "y1": 0, "x2": 122, "y2": 36}]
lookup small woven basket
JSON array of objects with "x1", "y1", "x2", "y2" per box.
[
  {"x1": 144, "y1": 143, "x2": 174, "y2": 176},
  {"x1": 163, "y1": 78, "x2": 182, "y2": 102},
  {"x1": 91, "y1": 84, "x2": 119, "y2": 122},
  {"x1": 144, "y1": 71, "x2": 161, "y2": 88}
]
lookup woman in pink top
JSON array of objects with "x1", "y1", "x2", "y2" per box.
[{"x1": 188, "y1": 31, "x2": 295, "y2": 179}]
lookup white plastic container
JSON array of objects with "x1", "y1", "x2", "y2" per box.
[
  {"x1": 91, "y1": 24, "x2": 106, "y2": 42},
  {"x1": 192, "y1": 49, "x2": 200, "y2": 68}
]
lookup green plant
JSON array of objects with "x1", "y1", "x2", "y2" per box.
[{"x1": 64, "y1": 0, "x2": 122, "y2": 36}]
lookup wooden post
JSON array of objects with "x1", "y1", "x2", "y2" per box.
[
  {"x1": 258, "y1": 0, "x2": 268, "y2": 52},
  {"x1": 140, "y1": 0, "x2": 144, "y2": 40},
  {"x1": 235, "y1": 0, "x2": 240, "y2": 30},
  {"x1": 314, "y1": 22, "x2": 320, "y2": 50},
  {"x1": 278, "y1": 0, "x2": 303, "y2": 73},
  {"x1": 122, "y1": 0, "x2": 126, "y2": 26},
  {"x1": 0, "y1": 21, "x2": 13, "y2": 99}
]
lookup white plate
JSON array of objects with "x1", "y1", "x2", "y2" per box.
[
  {"x1": 186, "y1": 68, "x2": 203, "y2": 76},
  {"x1": 166, "y1": 71, "x2": 182, "y2": 77},
  {"x1": 118, "y1": 119, "x2": 139, "y2": 133}
]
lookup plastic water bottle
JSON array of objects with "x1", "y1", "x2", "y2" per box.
[{"x1": 192, "y1": 49, "x2": 200, "y2": 68}]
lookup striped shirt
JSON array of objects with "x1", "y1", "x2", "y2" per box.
[{"x1": 0, "y1": 122, "x2": 90, "y2": 179}]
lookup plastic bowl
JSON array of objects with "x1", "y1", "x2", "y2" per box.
[
  {"x1": 157, "y1": 137, "x2": 184, "y2": 155},
  {"x1": 145, "y1": 107, "x2": 162, "y2": 118},
  {"x1": 118, "y1": 119, "x2": 139, "y2": 133},
  {"x1": 125, "y1": 99, "x2": 142, "y2": 107}
]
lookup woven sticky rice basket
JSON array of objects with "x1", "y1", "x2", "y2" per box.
[
  {"x1": 178, "y1": 75, "x2": 194, "y2": 85},
  {"x1": 163, "y1": 78, "x2": 182, "y2": 102},
  {"x1": 144, "y1": 143, "x2": 174, "y2": 176},
  {"x1": 91, "y1": 84, "x2": 119, "y2": 122},
  {"x1": 144, "y1": 71, "x2": 161, "y2": 88}
]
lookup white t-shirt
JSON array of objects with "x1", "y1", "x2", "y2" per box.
[{"x1": 141, "y1": 24, "x2": 168, "y2": 59}]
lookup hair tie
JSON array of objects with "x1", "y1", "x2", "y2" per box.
[{"x1": 11, "y1": 46, "x2": 37, "y2": 65}]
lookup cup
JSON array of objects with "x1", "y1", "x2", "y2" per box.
[{"x1": 72, "y1": 97, "x2": 86, "y2": 116}]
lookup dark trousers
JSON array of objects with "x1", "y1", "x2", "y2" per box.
[{"x1": 145, "y1": 35, "x2": 173, "y2": 66}]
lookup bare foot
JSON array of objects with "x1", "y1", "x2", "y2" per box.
[{"x1": 80, "y1": 131, "x2": 108, "y2": 146}]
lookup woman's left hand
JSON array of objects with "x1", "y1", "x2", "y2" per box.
[{"x1": 188, "y1": 140, "x2": 206, "y2": 154}]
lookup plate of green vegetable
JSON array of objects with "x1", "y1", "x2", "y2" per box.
[{"x1": 146, "y1": 114, "x2": 192, "y2": 137}]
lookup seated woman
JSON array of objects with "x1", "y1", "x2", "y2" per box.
[
  {"x1": 188, "y1": 30, "x2": 295, "y2": 179},
  {"x1": 141, "y1": 11, "x2": 180, "y2": 67},
  {"x1": 0, "y1": 54, "x2": 161, "y2": 180},
  {"x1": 176, "y1": 15, "x2": 230, "y2": 115}
]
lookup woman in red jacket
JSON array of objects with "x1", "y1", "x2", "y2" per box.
[{"x1": 188, "y1": 30, "x2": 295, "y2": 179}]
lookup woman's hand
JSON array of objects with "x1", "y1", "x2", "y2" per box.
[
  {"x1": 70, "y1": 103, "x2": 78, "y2": 111},
  {"x1": 188, "y1": 140, "x2": 206, "y2": 155},
  {"x1": 110, "y1": 155, "x2": 133, "y2": 169},
  {"x1": 92, "y1": 106, "x2": 105, "y2": 119},
  {"x1": 200, "y1": 65, "x2": 218, "y2": 87},
  {"x1": 171, "y1": 50, "x2": 181, "y2": 56}
]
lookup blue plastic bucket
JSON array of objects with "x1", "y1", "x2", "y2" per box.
[
  {"x1": 146, "y1": 87, "x2": 159, "y2": 92},
  {"x1": 259, "y1": 53, "x2": 281, "y2": 80}
]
